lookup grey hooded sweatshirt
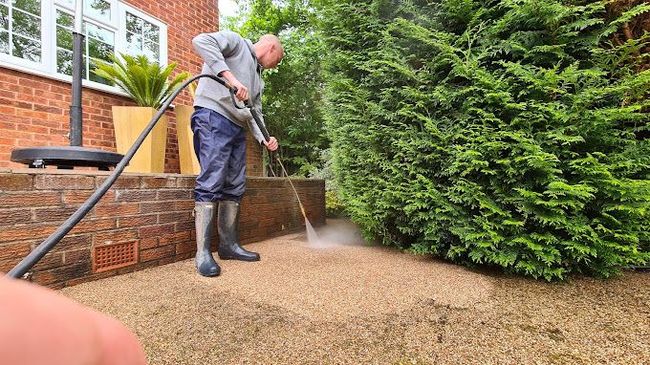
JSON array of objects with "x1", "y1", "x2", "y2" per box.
[{"x1": 191, "y1": 30, "x2": 267, "y2": 144}]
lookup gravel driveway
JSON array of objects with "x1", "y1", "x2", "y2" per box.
[{"x1": 61, "y1": 221, "x2": 650, "y2": 365}]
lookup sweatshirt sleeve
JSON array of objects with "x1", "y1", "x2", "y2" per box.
[{"x1": 192, "y1": 30, "x2": 242, "y2": 76}]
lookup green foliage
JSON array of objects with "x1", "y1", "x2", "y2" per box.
[
  {"x1": 94, "y1": 53, "x2": 189, "y2": 109},
  {"x1": 311, "y1": 148, "x2": 348, "y2": 217},
  {"x1": 223, "y1": 0, "x2": 329, "y2": 176},
  {"x1": 319, "y1": 0, "x2": 650, "y2": 280},
  {"x1": 325, "y1": 190, "x2": 347, "y2": 217}
]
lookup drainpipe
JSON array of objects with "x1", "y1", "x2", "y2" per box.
[{"x1": 70, "y1": 0, "x2": 84, "y2": 146}]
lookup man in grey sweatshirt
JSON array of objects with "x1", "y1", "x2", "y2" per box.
[{"x1": 191, "y1": 30, "x2": 283, "y2": 277}]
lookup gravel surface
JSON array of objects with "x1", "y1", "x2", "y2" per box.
[{"x1": 61, "y1": 220, "x2": 650, "y2": 365}]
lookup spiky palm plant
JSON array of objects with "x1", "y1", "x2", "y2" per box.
[{"x1": 94, "y1": 53, "x2": 189, "y2": 109}]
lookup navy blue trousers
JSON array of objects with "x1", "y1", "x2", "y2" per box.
[{"x1": 191, "y1": 107, "x2": 247, "y2": 202}]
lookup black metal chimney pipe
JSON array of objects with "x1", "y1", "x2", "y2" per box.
[{"x1": 69, "y1": 0, "x2": 84, "y2": 146}]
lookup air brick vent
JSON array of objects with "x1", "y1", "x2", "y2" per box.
[{"x1": 93, "y1": 241, "x2": 138, "y2": 273}]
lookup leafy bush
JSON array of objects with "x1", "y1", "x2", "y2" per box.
[
  {"x1": 319, "y1": 0, "x2": 650, "y2": 279},
  {"x1": 94, "y1": 53, "x2": 189, "y2": 109},
  {"x1": 310, "y1": 149, "x2": 347, "y2": 217},
  {"x1": 325, "y1": 190, "x2": 346, "y2": 218}
]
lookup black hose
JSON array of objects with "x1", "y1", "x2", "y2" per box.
[{"x1": 6, "y1": 73, "x2": 264, "y2": 279}]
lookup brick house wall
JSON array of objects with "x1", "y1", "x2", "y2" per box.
[
  {"x1": 0, "y1": 169, "x2": 325, "y2": 288},
  {"x1": 0, "y1": 0, "x2": 265, "y2": 176}
]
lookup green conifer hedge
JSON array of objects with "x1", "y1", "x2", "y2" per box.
[{"x1": 320, "y1": 0, "x2": 650, "y2": 279}]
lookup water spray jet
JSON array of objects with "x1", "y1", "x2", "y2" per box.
[{"x1": 225, "y1": 82, "x2": 321, "y2": 246}]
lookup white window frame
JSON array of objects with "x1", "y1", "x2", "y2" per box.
[
  {"x1": 0, "y1": 0, "x2": 49, "y2": 72},
  {"x1": 117, "y1": 3, "x2": 167, "y2": 65},
  {"x1": 0, "y1": 0, "x2": 168, "y2": 96}
]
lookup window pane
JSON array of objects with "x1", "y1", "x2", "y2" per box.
[
  {"x1": 56, "y1": 9, "x2": 73, "y2": 28},
  {"x1": 144, "y1": 41, "x2": 159, "y2": 61},
  {"x1": 85, "y1": 22, "x2": 113, "y2": 44},
  {"x1": 13, "y1": 35, "x2": 40, "y2": 61},
  {"x1": 13, "y1": 9, "x2": 40, "y2": 39},
  {"x1": 12, "y1": 0, "x2": 39, "y2": 15},
  {"x1": 0, "y1": 30, "x2": 8, "y2": 54},
  {"x1": 1, "y1": 5, "x2": 8, "y2": 30},
  {"x1": 85, "y1": 0, "x2": 110, "y2": 22},
  {"x1": 56, "y1": 48, "x2": 72, "y2": 75},
  {"x1": 58, "y1": 49, "x2": 87, "y2": 78},
  {"x1": 125, "y1": 31, "x2": 142, "y2": 54},
  {"x1": 89, "y1": 58, "x2": 111, "y2": 85},
  {"x1": 88, "y1": 37, "x2": 112, "y2": 61},
  {"x1": 125, "y1": 12, "x2": 142, "y2": 34},
  {"x1": 58, "y1": 0, "x2": 73, "y2": 8},
  {"x1": 56, "y1": 25, "x2": 72, "y2": 50},
  {"x1": 124, "y1": 11, "x2": 162, "y2": 62},
  {"x1": 143, "y1": 21, "x2": 159, "y2": 44}
]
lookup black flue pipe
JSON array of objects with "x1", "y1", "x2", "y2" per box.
[
  {"x1": 7, "y1": 73, "x2": 270, "y2": 279},
  {"x1": 70, "y1": 0, "x2": 84, "y2": 147},
  {"x1": 69, "y1": 31, "x2": 84, "y2": 146}
]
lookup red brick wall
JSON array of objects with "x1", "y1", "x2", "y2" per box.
[
  {"x1": 0, "y1": 1, "x2": 267, "y2": 176},
  {"x1": 0, "y1": 71, "x2": 132, "y2": 166},
  {"x1": 0, "y1": 169, "x2": 325, "y2": 288}
]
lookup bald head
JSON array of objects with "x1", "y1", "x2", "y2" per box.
[{"x1": 254, "y1": 34, "x2": 284, "y2": 69}]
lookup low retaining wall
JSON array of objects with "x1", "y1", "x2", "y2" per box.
[{"x1": 0, "y1": 169, "x2": 325, "y2": 288}]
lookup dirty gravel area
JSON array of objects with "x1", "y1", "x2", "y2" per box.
[{"x1": 61, "y1": 220, "x2": 650, "y2": 365}]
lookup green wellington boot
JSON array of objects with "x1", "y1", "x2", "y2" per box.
[
  {"x1": 217, "y1": 200, "x2": 260, "y2": 261},
  {"x1": 194, "y1": 202, "x2": 221, "y2": 277}
]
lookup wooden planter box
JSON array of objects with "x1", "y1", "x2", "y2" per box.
[
  {"x1": 174, "y1": 105, "x2": 200, "y2": 175},
  {"x1": 112, "y1": 106, "x2": 168, "y2": 173}
]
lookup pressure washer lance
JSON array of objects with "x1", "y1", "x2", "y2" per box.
[{"x1": 224, "y1": 81, "x2": 320, "y2": 245}]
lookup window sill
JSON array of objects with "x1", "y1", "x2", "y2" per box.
[
  {"x1": 0, "y1": 60, "x2": 181, "y2": 111},
  {"x1": 0, "y1": 60, "x2": 130, "y2": 99}
]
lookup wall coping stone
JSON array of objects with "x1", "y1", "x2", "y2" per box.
[{"x1": 2, "y1": 169, "x2": 324, "y2": 183}]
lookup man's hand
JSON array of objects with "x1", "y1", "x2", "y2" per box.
[
  {"x1": 264, "y1": 137, "x2": 279, "y2": 152},
  {"x1": 0, "y1": 277, "x2": 147, "y2": 365},
  {"x1": 219, "y1": 70, "x2": 249, "y2": 101}
]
